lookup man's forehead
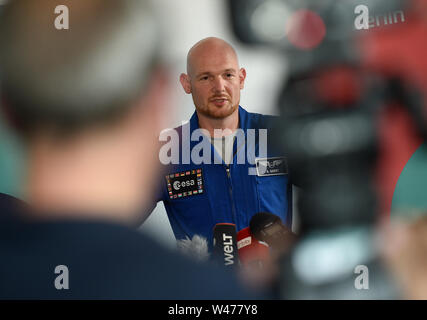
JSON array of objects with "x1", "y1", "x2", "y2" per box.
[
  {"x1": 187, "y1": 39, "x2": 239, "y2": 75},
  {"x1": 190, "y1": 55, "x2": 239, "y2": 75}
]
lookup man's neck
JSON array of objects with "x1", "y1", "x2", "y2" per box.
[
  {"x1": 197, "y1": 107, "x2": 239, "y2": 138},
  {"x1": 25, "y1": 132, "x2": 148, "y2": 225}
]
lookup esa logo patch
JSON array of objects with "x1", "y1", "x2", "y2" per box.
[
  {"x1": 255, "y1": 157, "x2": 288, "y2": 176},
  {"x1": 165, "y1": 169, "x2": 204, "y2": 199}
]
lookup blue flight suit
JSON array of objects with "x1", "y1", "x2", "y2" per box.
[{"x1": 156, "y1": 106, "x2": 292, "y2": 242}]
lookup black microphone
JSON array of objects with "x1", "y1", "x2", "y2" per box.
[
  {"x1": 212, "y1": 223, "x2": 239, "y2": 267},
  {"x1": 249, "y1": 212, "x2": 295, "y2": 255}
]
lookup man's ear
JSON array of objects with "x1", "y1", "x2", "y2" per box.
[
  {"x1": 239, "y1": 68, "x2": 246, "y2": 90},
  {"x1": 179, "y1": 73, "x2": 192, "y2": 94},
  {"x1": 134, "y1": 68, "x2": 170, "y2": 138}
]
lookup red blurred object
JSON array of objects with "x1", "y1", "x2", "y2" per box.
[
  {"x1": 314, "y1": 66, "x2": 363, "y2": 107},
  {"x1": 375, "y1": 105, "x2": 423, "y2": 217},
  {"x1": 237, "y1": 227, "x2": 270, "y2": 267},
  {"x1": 357, "y1": 2, "x2": 427, "y2": 217},
  {"x1": 286, "y1": 9, "x2": 326, "y2": 50}
]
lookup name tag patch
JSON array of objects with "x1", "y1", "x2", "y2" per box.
[
  {"x1": 255, "y1": 157, "x2": 287, "y2": 177},
  {"x1": 165, "y1": 169, "x2": 204, "y2": 199}
]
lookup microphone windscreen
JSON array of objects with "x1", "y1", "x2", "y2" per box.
[
  {"x1": 176, "y1": 235, "x2": 210, "y2": 263},
  {"x1": 212, "y1": 223, "x2": 238, "y2": 267}
]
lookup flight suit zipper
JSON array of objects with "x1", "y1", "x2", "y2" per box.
[{"x1": 225, "y1": 165, "x2": 238, "y2": 226}]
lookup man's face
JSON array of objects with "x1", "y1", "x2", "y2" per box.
[{"x1": 182, "y1": 45, "x2": 246, "y2": 119}]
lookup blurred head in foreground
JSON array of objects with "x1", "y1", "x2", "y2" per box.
[
  {"x1": 0, "y1": 2, "x2": 256, "y2": 301},
  {"x1": 0, "y1": 0, "x2": 168, "y2": 224}
]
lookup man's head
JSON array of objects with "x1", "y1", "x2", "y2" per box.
[
  {"x1": 180, "y1": 37, "x2": 246, "y2": 120},
  {"x1": 0, "y1": 0, "x2": 168, "y2": 223},
  {"x1": 0, "y1": 0, "x2": 160, "y2": 138}
]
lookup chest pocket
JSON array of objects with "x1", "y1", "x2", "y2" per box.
[
  {"x1": 254, "y1": 157, "x2": 290, "y2": 223},
  {"x1": 165, "y1": 169, "x2": 205, "y2": 200},
  {"x1": 163, "y1": 168, "x2": 212, "y2": 225},
  {"x1": 162, "y1": 168, "x2": 214, "y2": 239}
]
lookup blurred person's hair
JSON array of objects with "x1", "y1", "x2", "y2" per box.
[{"x1": 0, "y1": 0, "x2": 160, "y2": 140}]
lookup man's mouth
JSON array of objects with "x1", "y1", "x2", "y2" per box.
[{"x1": 210, "y1": 97, "x2": 229, "y2": 107}]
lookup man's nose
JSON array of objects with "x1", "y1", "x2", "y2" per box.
[{"x1": 211, "y1": 76, "x2": 226, "y2": 93}]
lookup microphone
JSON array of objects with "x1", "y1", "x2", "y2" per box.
[
  {"x1": 212, "y1": 223, "x2": 238, "y2": 267},
  {"x1": 237, "y1": 227, "x2": 270, "y2": 270},
  {"x1": 176, "y1": 235, "x2": 210, "y2": 263},
  {"x1": 249, "y1": 212, "x2": 296, "y2": 255},
  {"x1": 237, "y1": 226, "x2": 279, "y2": 290}
]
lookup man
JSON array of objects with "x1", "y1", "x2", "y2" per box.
[
  {"x1": 154, "y1": 37, "x2": 292, "y2": 243},
  {"x1": 0, "y1": 0, "x2": 249, "y2": 299}
]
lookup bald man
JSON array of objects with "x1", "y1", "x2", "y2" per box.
[{"x1": 151, "y1": 37, "x2": 293, "y2": 245}]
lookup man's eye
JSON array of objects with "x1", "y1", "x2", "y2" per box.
[
  {"x1": 200, "y1": 76, "x2": 209, "y2": 81},
  {"x1": 226, "y1": 73, "x2": 234, "y2": 78}
]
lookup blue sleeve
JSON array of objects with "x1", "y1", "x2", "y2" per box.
[{"x1": 135, "y1": 172, "x2": 166, "y2": 227}]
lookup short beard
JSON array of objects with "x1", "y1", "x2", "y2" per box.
[{"x1": 195, "y1": 102, "x2": 238, "y2": 120}]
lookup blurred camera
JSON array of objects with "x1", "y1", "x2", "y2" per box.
[{"x1": 228, "y1": 0, "x2": 416, "y2": 299}]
